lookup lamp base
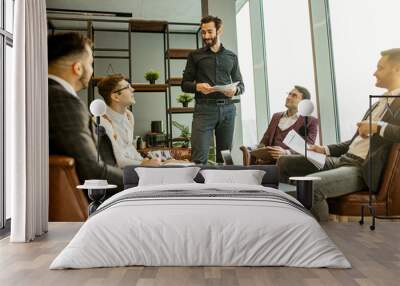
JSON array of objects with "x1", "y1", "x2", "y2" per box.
[
  {"x1": 296, "y1": 180, "x2": 313, "y2": 210},
  {"x1": 87, "y1": 188, "x2": 106, "y2": 215}
]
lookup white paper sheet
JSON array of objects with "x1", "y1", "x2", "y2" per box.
[
  {"x1": 283, "y1": 130, "x2": 326, "y2": 169},
  {"x1": 212, "y1": 81, "x2": 239, "y2": 92}
]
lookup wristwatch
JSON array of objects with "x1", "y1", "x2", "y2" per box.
[{"x1": 377, "y1": 121, "x2": 386, "y2": 135}]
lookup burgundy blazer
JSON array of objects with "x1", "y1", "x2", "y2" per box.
[{"x1": 259, "y1": 112, "x2": 319, "y2": 148}]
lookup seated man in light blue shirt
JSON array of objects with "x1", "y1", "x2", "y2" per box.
[
  {"x1": 96, "y1": 74, "x2": 190, "y2": 167},
  {"x1": 97, "y1": 74, "x2": 161, "y2": 167}
]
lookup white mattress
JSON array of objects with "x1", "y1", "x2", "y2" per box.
[{"x1": 50, "y1": 183, "x2": 351, "y2": 269}]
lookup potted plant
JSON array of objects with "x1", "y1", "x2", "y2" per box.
[
  {"x1": 144, "y1": 69, "x2": 160, "y2": 84},
  {"x1": 176, "y1": 93, "x2": 194, "y2": 107},
  {"x1": 172, "y1": 121, "x2": 191, "y2": 148}
]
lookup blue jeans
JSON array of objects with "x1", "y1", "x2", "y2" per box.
[{"x1": 191, "y1": 103, "x2": 236, "y2": 164}]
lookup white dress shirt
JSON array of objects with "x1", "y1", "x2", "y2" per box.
[
  {"x1": 48, "y1": 74, "x2": 78, "y2": 98},
  {"x1": 99, "y1": 106, "x2": 143, "y2": 168},
  {"x1": 278, "y1": 111, "x2": 300, "y2": 155},
  {"x1": 278, "y1": 111, "x2": 299, "y2": 130},
  {"x1": 324, "y1": 88, "x2": 400, "y2": 159}
]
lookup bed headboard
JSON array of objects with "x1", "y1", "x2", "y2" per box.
[{"x1": 123, "y1": 165, "x2": 279, "y2": 189}]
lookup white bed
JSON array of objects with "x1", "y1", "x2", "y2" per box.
[{"x1": 50, "y1": 183, "x2": 351, "y2": 269}]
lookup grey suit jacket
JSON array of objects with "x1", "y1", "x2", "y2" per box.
[
  {"x1": 328, "y1": 98, "x2": 400, "y2": 192},
  {"x1": 48, "y1": 79, "x2": 123, "y2": 187}
]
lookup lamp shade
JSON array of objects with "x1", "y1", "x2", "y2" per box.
[
  {"x1": 89, "y1": 99, "x2": 106, "y2": 116},
  {"x1": 298, "y1": 99, "x2": 314, "y2": 116}
]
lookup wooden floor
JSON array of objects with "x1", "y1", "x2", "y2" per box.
[{"x1": 0, "y1": 221, "x2": 399, "y2": 286}]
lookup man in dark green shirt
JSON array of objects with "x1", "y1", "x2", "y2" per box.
[{"x1": 181, "y1": 15, "x2": 244, "y2": 164}]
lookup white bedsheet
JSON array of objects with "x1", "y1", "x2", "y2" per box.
[{"x1": 50, "y1": 183, "x2": 351, "y2": 269}]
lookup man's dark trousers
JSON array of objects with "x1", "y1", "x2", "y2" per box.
[{"x1": 191, "y1": 102, "x2": 236, "y2": 164}]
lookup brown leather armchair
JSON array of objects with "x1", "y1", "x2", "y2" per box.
[
  {"x1": 49, "y1": 145, "x2": 192, "y2": 222},
  {"x1": 240, "y1": 145, "x2": 274, "y2": 165},
  {"x1": 241, "y1": 145, "x2": 266, "y2": 165},
  {"x1": 328, "y1": 143, "x2": 400, "y2": 216},
  {"x1": 240, "y1": 146, "x2": 252, "y2": 166},
  {"x1": 49, "y1": 155, "x2": 88, "y2": 222}
]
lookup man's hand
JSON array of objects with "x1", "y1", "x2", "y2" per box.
[
  {"x1": 140, "y1": 158, "x2": 162, "y2": 166},
  {"x1": 266, "y1": 146, "x2": 287, "y2": 159},
  {"x1": 196, "y1": 83, "x2": 214, "y2": 95},
  {"x1": 308, "y1": 145, "x2": 326, "y2": 154},
  {"x1": 357, "y1": 121, "x2": 379, "y2": 138},
  {"x1": 222, "y1": 86, "x2": 237, "y2": 98}
]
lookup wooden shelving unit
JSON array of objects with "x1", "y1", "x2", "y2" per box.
[
  {"x1": 166, "y1": 77, "x2": 182, "y2": 86},
  {"x1": 166, "y1": 49, "x2": 195, "y2": 59},
  {"x1": 48, "y1": 15, "x2": 200, "y2": 147},
  {"x1": 167, "y1": 107, "x2": 194, "y2": 114},
  {"x1": 164, "y1": 25, "x2": 199, "y2": 146},
  {"x1": 131, "y1": 84, "x2": 168, "y2": 92},
  {"x1": 130, "y1": 20, "x2": 168, "y2": 33}
]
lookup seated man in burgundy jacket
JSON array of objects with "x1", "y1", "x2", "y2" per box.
[{"x1": 250, "y1": 85, "x2": 318, "y2": 164}]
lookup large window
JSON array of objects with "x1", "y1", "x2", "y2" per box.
[
  {"x1": 1, "y1": 0, "x2": 14, "y2": 231},
  {"x1": 5, "y1": 0, "x2": 13, "y2": 33},
  {"x1": 262, "y1": 0, "x2": 317, "y2": 118},
  {"x1": 329, "y1": 0, "x2": 400, "y2": 140},
  {"x1": 236, "y1": 1, "x2": 257, "y2": 146}
]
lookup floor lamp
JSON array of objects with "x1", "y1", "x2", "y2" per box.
[
  {"x1": 298, "y1": 99, "x2": 314, "y2": 160},
  {"x1": 87, "y1": 99, "x2": 107, "y2": 215},
  {"x1": 290, "y1": 99, "x2": 317, "y2": 210},
  {"x1": 89, "y1": 99, "x2": 107, "y2": 163}
]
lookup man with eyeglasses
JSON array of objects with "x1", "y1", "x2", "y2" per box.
[
  {"x1": 48, "y1": 32, "x2": 123, "y2": 188},
  {"x1": 97, "y1": 74, "x2": 161, "y2": 167},
  {"x1": 249, "y1": 86, "x2": 318, "y2": 164}
]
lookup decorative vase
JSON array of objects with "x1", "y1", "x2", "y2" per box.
[
  {"x1": 149, "y1": 79, "x2": 155, "y2": 84},
  {"x1": 182, "y1": 102, "x2": 188, "y2": 108}
]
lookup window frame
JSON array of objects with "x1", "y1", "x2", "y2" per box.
[
  {"x1": 235, "y1": 0, "x2": 341, "y2": 145},
  {"x1": 0, "y1": 0, "x2": 13, "y2": 233}
]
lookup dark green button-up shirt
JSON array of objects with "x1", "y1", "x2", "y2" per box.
[{"x1": 181, "y1": 44, "x2": 244, "y2": 99}]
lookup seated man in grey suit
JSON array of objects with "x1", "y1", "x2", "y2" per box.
[
  {"x1": 278, "y1": 48, "x2": 400, "y2": 221},
  {"x1": 48, "y1": 32, "x2": 123, "y2": 188}
]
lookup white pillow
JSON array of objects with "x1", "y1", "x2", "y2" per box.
[
  {"x1": 200, "y1": 169, "x2": 266, "y2": 185},
  {"x1": 135, "y1": 167, "x2": 201, "y2": 186}
]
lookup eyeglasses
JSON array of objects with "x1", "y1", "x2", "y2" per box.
[
  {"x1": 113, "y1": 83, "x2": 133, "y2": 94},
  {"x1": 287, "y1": 92, "x2": 300, "y2": 97}
]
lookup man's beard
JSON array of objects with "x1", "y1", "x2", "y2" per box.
[
  {"x1": 203, "y1": 36, "x2": 218, "y2": 47},
  {"x1": 79, "y1": 66, "x2": 91, "y2": 89}
]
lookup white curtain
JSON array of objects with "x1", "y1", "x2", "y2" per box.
[{"x1": 8, "y1": 0, "x2": 48, "y2": 242}]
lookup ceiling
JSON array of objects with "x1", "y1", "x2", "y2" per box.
[{"x1": 46, "y1": 0, "x2": 202, "y2": 23}]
